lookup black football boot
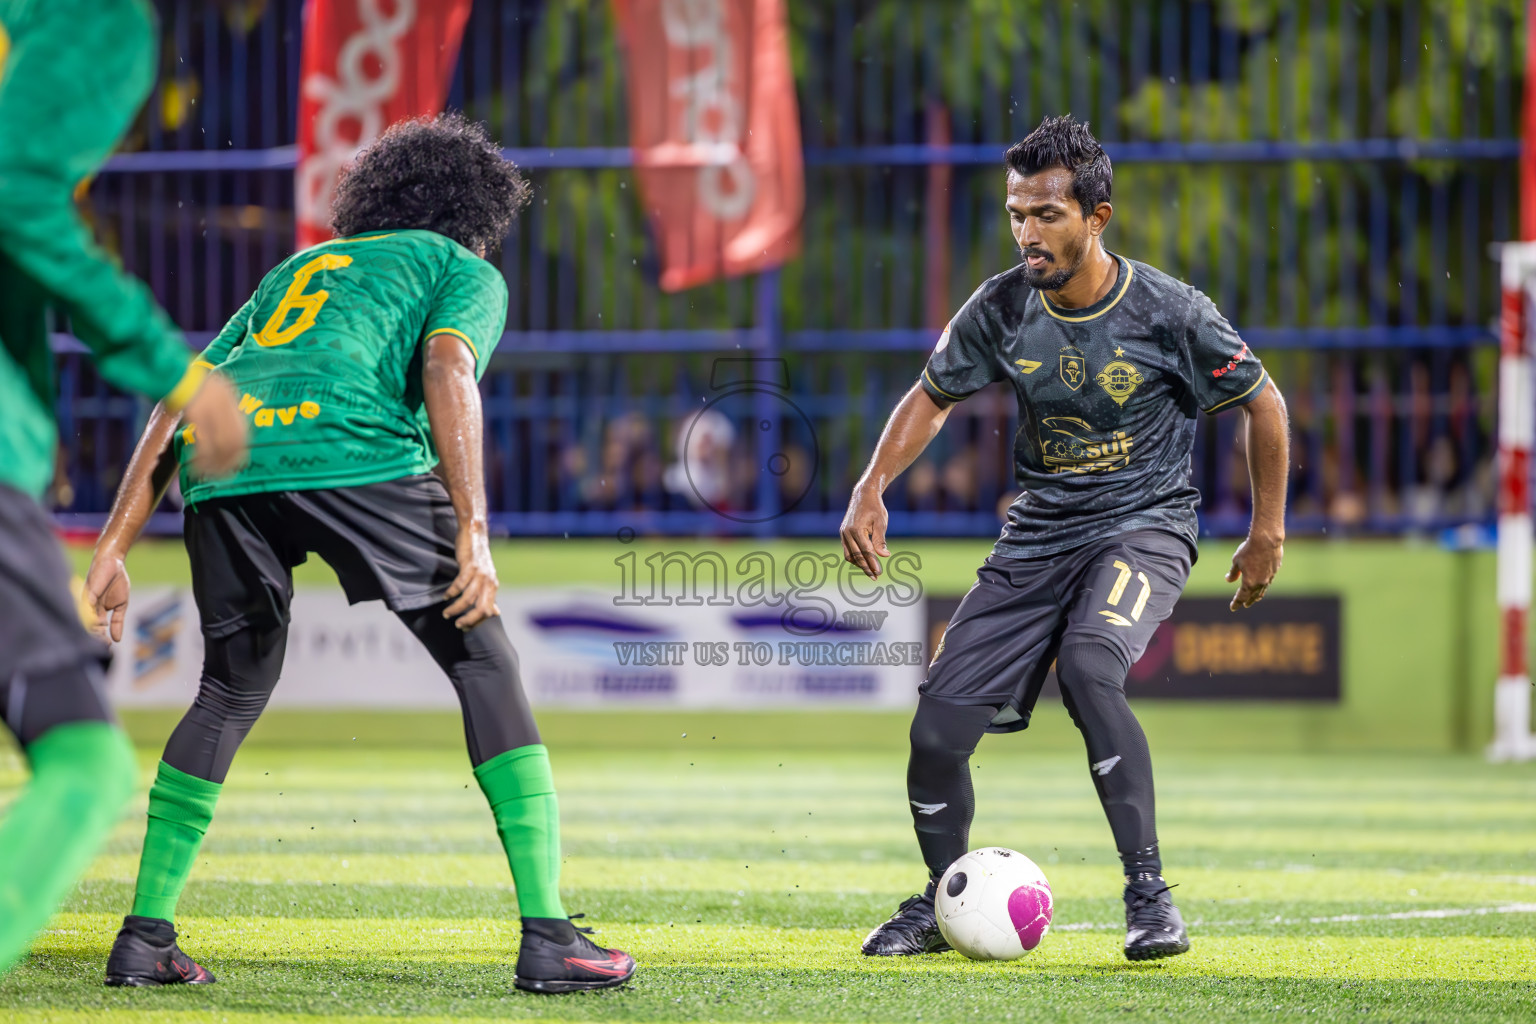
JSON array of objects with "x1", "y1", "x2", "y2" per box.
[
  {"x1": 104, "y1": 916, "x2": 217, "y2": 987},
  {"x1": 861, "y1": 879, "x2": 952, "y2": 956},
  {"x1": 513, "y1": 915, "x2": 636, "y2": 993},
  {"x1": 1123, "y1": 875, "x2": 1191, "y2": 961}
]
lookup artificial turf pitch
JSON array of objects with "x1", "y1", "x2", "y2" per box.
[{"x1": 1, "y1": 715, "x2": 1534, "y2": 1023}]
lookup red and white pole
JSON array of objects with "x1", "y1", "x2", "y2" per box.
[{"x1": 1491, "y1": 244, "x2": 1536, "y2": 762}]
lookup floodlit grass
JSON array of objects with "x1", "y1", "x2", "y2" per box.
[{"x1": 2, "y1": 729, "x2": 1535, "y2": 1022}]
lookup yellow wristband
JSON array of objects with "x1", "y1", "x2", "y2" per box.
[{"x1": 162, "y1": 359, "x2": 214, "y2": 414}]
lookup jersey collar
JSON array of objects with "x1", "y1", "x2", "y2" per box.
[{"x1": 1039, "y1": 252, "x2": 1133, "y2": 323}]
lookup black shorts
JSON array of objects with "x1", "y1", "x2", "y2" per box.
[
  {"x1": 923, "y1": 529, "x2": 1194, "y2": 733},
  {"x1": 0, "y1": 484, "x2": 113, "y2": 741},
  {"x1": 185, "y1": 474, "x2": 461, "y2": 639}
]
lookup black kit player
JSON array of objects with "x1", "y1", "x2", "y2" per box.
[
  {"x1": 82, "y1": 115, "x2": 636, "y2": 993},
  {"x1": 841, "y1": 116, "x2": 1290, "y2": 961}
]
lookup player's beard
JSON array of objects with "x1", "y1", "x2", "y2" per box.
[{"x1": 1018, "y1": 230, "x2": 1088, "y2": 291}]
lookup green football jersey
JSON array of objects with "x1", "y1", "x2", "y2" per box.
[{"x1": 178, "y1": 230, "x2": 507, "y2": 503}]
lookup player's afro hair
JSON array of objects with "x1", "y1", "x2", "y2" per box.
[
  {"x1": 330, "y1": 113, "x2": 531, "y2": 255},
  {"x1": 1004, "y1": 114, "x2": 1112, "y2": 220}
]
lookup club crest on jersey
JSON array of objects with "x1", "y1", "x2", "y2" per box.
[
  {"x1": 1060, "y1": 353, "x2": 1085, "y2": 391},
  {"x1": 1095, "y1": 347, "x2": 1144, "y2": 405}
]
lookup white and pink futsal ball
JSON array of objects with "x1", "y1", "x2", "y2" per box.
[{"x1": 935, "y1": 847, "x2": 1054, "y2": 960}]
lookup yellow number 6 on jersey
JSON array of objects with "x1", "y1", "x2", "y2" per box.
[{"x1": 254, "y1": 252, "x2": 353, "y2": 347}]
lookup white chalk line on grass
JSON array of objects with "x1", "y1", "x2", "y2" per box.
[
  {"x1": 1304, "y1": 902, "x2": 1536, "y2": 924},
  {"x1": 1453, "y1": 873, "x2": 1536, "y2": 887},
  {"x1": 1052, "y1": 902, "x2": 1536, "y2": 932}
]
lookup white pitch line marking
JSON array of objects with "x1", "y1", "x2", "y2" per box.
[{"x1": 1051, "y1": 902, "x2": 1536, "y2": 932}]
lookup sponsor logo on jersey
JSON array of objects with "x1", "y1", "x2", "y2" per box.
[
  {"x1": 182, "y1": 394, "x2": 325, "y2": 443},
  {"x1": 1015, "y1": 358, "x2": 1042, "y2": 374},
  {"x1": 1212, "y1": 342, "x2": 1250, "y2": 379},
  {"x1": 189, "y1": 407, "x2": 326, "y2": 443},
  {"x1": 240, "y1": 395, "x2": 322, "y2": 429},
  {"x1": 1095, "y1": 346, "x2": 1145, "y2": 405},
  {"x1": 1039, "y1": 416, "x2": 1135, "y2": 474},
  {"x1": 934, "y1": 324, "x2": 951, "y2": 353}
]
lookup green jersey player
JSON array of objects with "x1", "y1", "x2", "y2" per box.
[
  {"x1": 0, "y1": 0, "x2": 245, "y2": 975},
  {"x1": 85, "y1": 115, "x2": 636, "y2": 993}
]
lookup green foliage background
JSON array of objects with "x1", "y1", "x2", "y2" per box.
[{"x1": 476, "y1": 0, "x2": 1524, "y2": 336}]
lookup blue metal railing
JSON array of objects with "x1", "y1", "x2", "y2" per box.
[{"x1": 97, "y1": 137, "x2": 1525, "y2": 175}]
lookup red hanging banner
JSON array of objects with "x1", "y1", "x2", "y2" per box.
[
  {"x1": 295, "y1": 0, "x2": 471, "y2": 249},
  {"x1": 612, "y1": 0, "x2": 804, "y2": 291}
]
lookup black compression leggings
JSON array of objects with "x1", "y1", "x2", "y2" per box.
[
  {"x1": 399, "y1": 607, "x2": 540, "y2": 765},
  {"x1": 906, "y1": 696, "x2": 997, "y2": 878},
  {"x1": 1055, "y1": 640, "x2": 1159, "y2": 868},
  {"x1": 161, "y1": 605, "x2": 540, "y2": 782},
  {"x1": 905, "y1": 638, "x2": 1161, "y2": 879}
]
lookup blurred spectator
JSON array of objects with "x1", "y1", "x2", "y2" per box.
[
  {"x1": 940, "y1": 448, "x2": 979, "y2": 507},
  {"x1": 905, "y1": 459, "x2": 938, "y2": 508},
  {"x1": 576, "y1": 413, "x2": 664, "y2": 510},
  {"x1": 994, "y1": 489, "x2": 1021, "y2": 523},
  {"x1": 774, "y1": 442, "x2": 815, "y2": 511},
  {"x1": 664, "y1": 409, "x2": 739, "y2": 511},
  {"x1": 899, "y1": 448, "x2": 983, "y2": 512}
]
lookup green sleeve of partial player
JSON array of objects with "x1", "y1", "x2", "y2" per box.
[
  {"x1": 0, "y1": 0, "x2": 192, "y2": 405},
  {"x1": 422, "y1": 254, "x2": 508, "y2": 379},
  {"x1": 198, "y1": 296, "x2": 256, "y2": 370}
]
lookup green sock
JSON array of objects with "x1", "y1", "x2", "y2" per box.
[
  {"x1": 0, "y1": 722, "x2": 138, "y2": 975},
  {"x1": 129, "y1": 761, "x2": 221, "y2": 923},
  {"x1": 474, "y1": 744, "x2": 567, "y2": 920}
]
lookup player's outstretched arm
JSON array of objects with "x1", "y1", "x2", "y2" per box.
[
  {"x1": 423, "y1": 333, "x2": 500, "y2": 631},
  {"x1": 840, "y1": 383, "x2": 953, "y2": 580},
  {"x1": 85, "y1": 372, "x2": 245, "y2": 641},
  {"x1": 1225, "y1": 379, "x2": 1290, "y2": 611},
  {"x1": 85, "y1": 401, "x2": 183, "y2": 642}
]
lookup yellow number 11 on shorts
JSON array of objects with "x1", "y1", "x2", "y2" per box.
[{"x1": 1099, "y1": 559, "x2": 1151, "y2": 627}]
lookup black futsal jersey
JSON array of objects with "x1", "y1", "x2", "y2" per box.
[{"x1": 920, "y1": 252, "x2": 1267, "y2": 559}]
